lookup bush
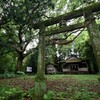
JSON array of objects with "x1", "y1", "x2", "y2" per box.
[
  {"x1": 0, "y1": 85, "x2": 25, "y2": 100},
  {"x1": 43, "y1": 89, "x2": 100, "y2": 100},
  {"x1": 16, "y1": 71, "x2": 25, "y2": 75},
  {"x1": 27, "y1": 88, "x2": 34, "y2": 99},
  {"x1": 71, "y1": 89, "x2": 99, "y2": 100},
  {"x1": 0, "y1": 72, "x2": 17, "y2": 79},
  {"x1": 98, "y1": 75, "x2": 100, "y2": 83},
  {"x1": 44, "y1": 91, "x2": 55, "y2": 100}
]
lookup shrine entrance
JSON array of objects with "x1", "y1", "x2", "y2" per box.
[{"x1": 61, "y1": 55, "x2": 88, "y2": 74}]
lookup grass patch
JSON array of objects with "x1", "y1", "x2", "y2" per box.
[{"x1": 46, "y1": 74, "x2": 99, "y2": 81}]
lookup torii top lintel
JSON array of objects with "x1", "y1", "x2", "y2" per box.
[{"x1": 33, "y1": 2, "x2": 100, "y2": 29}]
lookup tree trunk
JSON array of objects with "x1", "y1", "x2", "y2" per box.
[
  {"x1": 85, "y1": 11, "x2": 100, "y2": 73},
  {"x1": 33, "y1": 25, "x2": 46, "y2": 100},
  {"x1": 16, "y1": 53, "x2": 23, "y2": 72}
]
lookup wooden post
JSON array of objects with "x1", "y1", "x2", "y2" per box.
[
  {"x1": 37, "y1": 25, "x2": 46, "y2": 78},
  {"x1": 84, "y1": 11, "x2": 100, "y2": 73},
  {"x1": 33, "y1": 24, "x2": 46, "y2": 100}
]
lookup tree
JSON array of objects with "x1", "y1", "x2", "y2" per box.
[
  {"x1": 84, "y1": 10, "x2": 100, "y2": 73},
  {"x1": 0, "y1": 0, "x2": 54, "y2": 72},
  {"x1": 0, "y1": 52, "x2": 16, "y2": 73},
  {"x1": 25, "y1": 48, "x2": 38, "y2": 74},
  {"x1": 1, "y1": 0, "x2": 54, "y2": 99},
  {"x1": 0, "y1": 0, "x2": 11, "y2": 27},
  {"x1": 74, "y1": 30, "x2": 99, "y2": 73},
  {"x1": 0, "y1": 28, "x2": 16, "y2": 73}
]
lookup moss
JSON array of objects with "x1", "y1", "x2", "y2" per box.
[
  {"x1": 35, "y1": 75, "x2": 46, "y2": 81},
  {"x1": 33, "y1": 2, "x2": 100, "y2": 29},
  {"x1": 32, "y1": 76, "x2": 47, "y2": 100}
]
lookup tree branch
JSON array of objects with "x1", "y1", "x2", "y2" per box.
[
  {"x1": 23, "y1": 46, "x2": 38, "y2": 58},
  {"x1": 22, "y1": 40, "x2": 31, "y2": 52},
  {"x1": 48, "y1": 28, "x2": 85, "y2": 45}
]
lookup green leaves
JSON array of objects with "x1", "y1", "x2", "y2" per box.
[
  {"x1": 71, "y1": 89, "x2": 99, "y2": 100},
  {"x1": 0, "y1": 85, "x2": 24, "y2": 100},
  {"x1": 44, "y1": 90, "x2": 55, "y2": 100}
]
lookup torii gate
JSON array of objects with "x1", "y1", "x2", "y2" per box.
[{"x1": 32, "y1": 2, "x2": 100, "y2": 100}]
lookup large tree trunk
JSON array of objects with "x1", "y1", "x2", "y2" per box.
[
  {"x1": 16, "y1": 53, "x2": 24, "y2": 72},
  {"x1": 33, "y1": 25, "x2": 46, "y2": 100},
  {"x1": 85, "y1": 11, "x2": 100, "y2": 73}
]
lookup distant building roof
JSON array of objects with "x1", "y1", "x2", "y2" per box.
[
  {"x1": 65, "y1": 56, "x2": 81, "y2": 63},
  {"x1": 61, "y1": 55, "x2": 81, "y2": 64}
]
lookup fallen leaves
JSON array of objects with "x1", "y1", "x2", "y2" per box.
[{"x1": 0, "y1": 75, "x2": 100, "y2": 99}]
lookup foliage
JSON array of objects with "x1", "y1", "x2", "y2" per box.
[
  {"x1": 16, "y1": 71, "x2": 25, "y2": 75},
  {"x1": 44, "y1": 90, "x2": 55, "y2": 100},
  {"x1": 70, "y1": 89, "x2": 99, "y2": 100},
  {"x1": 43, "y1": 89, "x2": 99, "y2": 100},
  {"x1": 98, "y1": 75, "x2": 100, "y2": 83},
  {"x1": 0, "y1": 0, "x2": 54, "y2": 72},
  {"x1": 43, "y1": 88, "x2": 100, "y2": 100},
  {"x1": 0, "y1": 72, "x2": 17, "y2": 79},
  {"x1": 45, "y1": 45, "x2": 57, "y2": 64},
  {"x1": 0, "y1": 75, "x2": 100, "y2": 99},
  {"x1": 27, "y1": 88, "x2": 34, "y2": 98},
  {"x1": 0, "y1": 53, "x2": 16, "y2": 73},
  {"x1": 74, "y1": 30, "x2": 99, "y2": 73},
  {"x1": 0, "y1": 85, "x2": 25, "y2": 100},
  {"x1": 25, "y1": 48, "x2": 38, "y2": 73},
  {"x1": 27, "y1": 88, "x2": 55, "y2": 100},
  {"x1": 0, "y1": 71, "x2": 26, "y2": 79}
]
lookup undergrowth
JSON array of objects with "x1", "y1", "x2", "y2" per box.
[{"x1": 0, "y1": 85, "x2": 25, "y2": 100}]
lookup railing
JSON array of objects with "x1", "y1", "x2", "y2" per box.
[{"x1": 78, "y1": 68, "x2": 88, "y2": 74}]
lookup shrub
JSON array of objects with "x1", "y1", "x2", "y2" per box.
[
  {"x1": 0, "y1": 72, "x2": 17, "y2": 79},
  {"x1": 0, "y1": 85, "x2": 25, "y2": 100},
  {"x1": 71, "y1": 89, "x2": 99, "y2": 100},
  {"x1": 16, "y1": 71, "x2": 25, "y2": 75},
  {"x1": 44, "y1": 91, "x2": 55, "y2": 100},
  {"x1": 27, "y1": 88, "x2": 34, "y2": 98},
  {"x1": 98, "y1": 75, "x2": 100, "y2": 83}
]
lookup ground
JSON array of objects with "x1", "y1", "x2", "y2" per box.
[{"x1": 0, "y1": 75, "x2": 100, "y2": 100}]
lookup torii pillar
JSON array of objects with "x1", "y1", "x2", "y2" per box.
[
  {"x1": 33, "y1": 24, "x2": 46, "y2": 100},
  {"x1": 85, "y1": 11, "x2": 100, "y2": 73}
]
